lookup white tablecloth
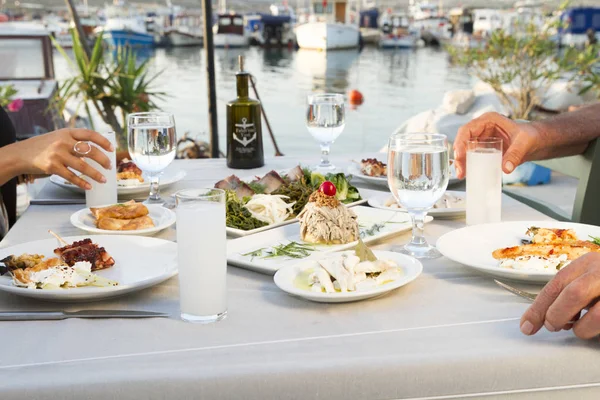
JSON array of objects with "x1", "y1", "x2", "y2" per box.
[{"x1": 1, "y1": 156, "x2": 599, "y2": 400}]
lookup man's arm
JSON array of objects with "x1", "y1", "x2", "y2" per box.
[{"x1": 531, "y1": 102, "x2": 600, "y2": 160}]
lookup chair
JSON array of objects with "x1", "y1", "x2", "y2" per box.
[{"x1": 503, "y1": 139, "x2": 600, "y2": 225}]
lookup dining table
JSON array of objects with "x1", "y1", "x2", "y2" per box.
[{"x1": 1, "y1": 155, "x2": 600, "y2": 400}]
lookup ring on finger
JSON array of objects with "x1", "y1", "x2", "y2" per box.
[{"x1": 73, "y1": 141, "x2": 92, "y2": 157}]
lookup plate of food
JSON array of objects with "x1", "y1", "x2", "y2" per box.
[
  {"x1": 348, "y1": 158, "x2": 462, "y2": 187},
  {"x1": 227, "y1": 190, "x2": 430, "y2": 274},
  {"x1": 0, "y1": 233, "x2": 177, "y2": 301},
  {"x1": 70, "y1": 201, "x2": 176, "y2": 235},
  {"x1": 49, "y1": 159, "x2": 187, "y2": 196},
  {"x1": 214, "y1": 165, "x2": 366, "y2": 237},
  {"x1": 436, "y1": 221, "x2": 600, "y2": 283},
  {"x1": 368, "y1": 191, "x2": 466, "y2": 219},
  {"x1": 274, "y1": 241, "x2": 422, "y2": 303}
]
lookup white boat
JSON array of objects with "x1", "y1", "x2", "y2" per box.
[
  {"x1": 408, "y1": 0, "x2": 451, "y2": 45},
  {"x1": 213, "y1": 13, "x2": 249, "y2": 48},
  {"x1": 295, "y1": 0, "x2": 360, "y2": 51},
  {"x1": 165, "y1": 11, "x2": 203, "y2": 47},
  {"x1": 379, "y1": 12, "x2": 418, "y2": 49},
  {"x1": 473, "y1": 9, "x2": 504, "y2": 37}
]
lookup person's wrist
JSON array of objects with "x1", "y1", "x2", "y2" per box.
[
  {"x1": 5, "y1": 142, "x2": 30, "y2": 177},
  {"x1": 522, "y1": 120, "x2": 546, "y2": 160}
]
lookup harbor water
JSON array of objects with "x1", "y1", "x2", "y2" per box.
[{"x1": 54, "y1": 46, "x2": 473, "y2": 157}]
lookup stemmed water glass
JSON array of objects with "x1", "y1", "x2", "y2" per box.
[
  {"x1": 387, "y1": 133, "x2": 450, "y2": 259},
  {"x1": 127, "y1": 112, "x2": 177, "y2": 205},
  {"x1": 306, "y1": 93, "x2": 345, "y2": 171}
]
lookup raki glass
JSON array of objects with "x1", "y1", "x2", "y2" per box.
[
  {"x1": 387, "y1": 133, "x2": 450, "y2": 259},
  {"x1": 306, "y1": 93, "x2": 345, "y2": 171},
  {"x1": 127, "y1": 112, "x2": 177, "y2": 205}
]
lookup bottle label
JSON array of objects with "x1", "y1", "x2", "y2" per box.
[{"x1": 233, "y1": 118, "x2": 257, "y2": 151}]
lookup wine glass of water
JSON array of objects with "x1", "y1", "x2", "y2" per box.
[
  {"x1": 128, "y1": 112, "x2": 177, "y2": 205},
  {"x1": 306, "y1": 93, "x2": 345, "y2": 171},
  {"x1": 387, "y1": 133, "x2": 449, "y2": 259}
]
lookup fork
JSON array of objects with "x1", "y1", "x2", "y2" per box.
[{"x1": 494, "y1": 280, "x2": 537, "y2": 302}]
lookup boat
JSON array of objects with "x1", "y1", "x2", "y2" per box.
[
  {"x1": 165, "y1": 11, "x2": 204, "y2": 47},
  {"x1": 359, "y1": 7, "x2": 380, "y2": 45},
  {"x1": 42, "y1": 14, "x2": 73, "y2": 48},
  {"x1": 245, "y1": 4, "x2": 295, "y2": 47},
  {"x1": 408, "y1": 0, "x2": 452, "y2": 45},
  {"x1": 98, "y1": 1, "x2": 154, "y2": 49},
  {"x1": 213, "y1": 13, "x2": 249, "y2": 48},
  {"x1": 448, "y1": 7, "x2": 486, "y2": 49},
  {"x1": 295, "y1": 0, "x2": 361, "y2": 51},
  {"x1": 0, "y1": 23, "x2": 65, "y2": 139},
  {"x1": 379, "y1": 11, "x2": 418, "y2": 49},
  {"x1": 473, "y1": 9, "x2": 504, "y2": 37},
  {"x1": 557, "y1": 7, "x2": 600, "y2": 48}
]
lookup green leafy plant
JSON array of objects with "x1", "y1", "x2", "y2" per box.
[
  {"x1": 0, "y1": 84, "x2": 18, "y2": 108},
  {"x1": 52, "y1": 30, "x2": 165, "y2": 148}
]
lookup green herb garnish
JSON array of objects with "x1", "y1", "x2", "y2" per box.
[
  {"x1": 242, "y1": 241, "x2": 316, "y2": 260},
  {"x1": 355, "y1": 237, "x2": 377, "y2": 262},
  {"x1": 589, "y1": 235, "x2": 600, "y2": 245},
  {"x1": 247, "y1": 182, "x2": 266, "y2": 194}
]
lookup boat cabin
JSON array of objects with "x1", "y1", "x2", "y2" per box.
[
  {"x1": 215, "y1": 13, "x2": 245, "y2": 36},
  {"x1": 559, "y1": 7, "x2": 600, "y2": 46},
  {"x1": 245, "y1": 14, "x2": 293, "y2": 47},
  {"x1": 309, "y1": 0, "x2": 357, "y2": 25},
  {"x1": 0, "y1": 23, "x2": 63, "y2": 139}
]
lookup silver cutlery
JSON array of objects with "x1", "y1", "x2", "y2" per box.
[
  {"x1": 494, "y1": 280, "x2": 537, "y2": 302},
  {"x1": 0, "y1": 310, "x2": 170, "y2": 321}
]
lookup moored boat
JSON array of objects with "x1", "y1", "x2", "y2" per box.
[
  {"x1": 98, "y1": 2, "x2": 154, "y2": 49},
  {"x1": 379, "y1": 11, "x2": 418, "y2": 49},
  {"x1": 295, "y1": 0, "x2": 360, "y2": 51},
  {"x1": 213, "y1": 13, "x2": 249, "y2": 48}
]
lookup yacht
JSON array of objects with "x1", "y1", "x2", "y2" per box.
[
  {"x1": 245, "y1": 4, "x2": 295, "y2": 48},
  {"x1": 213, "y1": 13, "x2": 249, "y2": 48},
  {"x1": 295, "y1": 0, "x2": 361, "y2": 51}
]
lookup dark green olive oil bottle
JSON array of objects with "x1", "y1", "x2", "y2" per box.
[{"x1": 226, "y1": 55, "x2": 264, "y2": 169}]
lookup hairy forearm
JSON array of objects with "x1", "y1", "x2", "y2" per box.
[
  {"x1": 531, "y1": 103, "x2": 600, "y2": 160},
  {"x1": 0, "y1": 143, "x2": 25, "y2": 186}
]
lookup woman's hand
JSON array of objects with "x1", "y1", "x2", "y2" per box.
[
  {"x1": 520, "y1": 252, "x2": 600, "y2": 339},
  {"x1": 453, "y1": 113, "x2": 542, "y2": 179},
  {"x1": 13, "y1": 128, "x2": 114, "y2": 190}
]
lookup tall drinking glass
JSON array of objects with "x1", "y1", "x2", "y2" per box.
[
  {"x1": 466, "y1": 138, "x2": 503, "y2": 225},
  {"x1": 128, "y1": 112, "x2": 176, "y2": 205},
  {"x1": 387, "y1": 133, "x2": 450, "y2": 259},
  {"x1": 306, "y1": 93, "x2": 345, "y2": 171},
  {"x1": 175, "y1": 188, "x2": 227, "y2": 323}
]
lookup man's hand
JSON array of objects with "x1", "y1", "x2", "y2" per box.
[
  {"x1": 520, "y1": 252, "x2": 600, "y2": 339},
  {"x1": 453, "y1": 112, "x2": 542, "y2": 179}
]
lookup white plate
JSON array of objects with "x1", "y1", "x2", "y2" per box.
[
  {"x1": 348, "y1": 162, "x2": 462, "y2": 187},
  {"x1": 436, "y1": 221, "x2": 600, "y2": 283},
  {"x1": 50, "y1": 169, "x2": 187, "y2": 196},
  {"x1": 367, "y1": 191, "x2": 466, "y2": 219},
  {"x1": 223, "y1": 169, "x2": 368, "y2": 237},
  {"x1": 0, "y1": 235, "x2": 177, "y2": 301},
  {"x1": 227, "y1": 206, "x2": 431, "y2": 274},
  {"x1": 274, "y1": 250, "x2": 423, "y2": 303},
  {"x1": 70, "y1": 204, "x2": 176, "y2": 236}
]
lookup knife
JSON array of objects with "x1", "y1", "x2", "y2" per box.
[{"x1": 0, "y1": 310, "x2": 170, "y2": 321}]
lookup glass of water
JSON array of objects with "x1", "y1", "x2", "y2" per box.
[
  {"x1": 387, "y1": 133, "x2": 450, "y2": 259},
  {"x1": 127, "y1": 112, "x2": 177, "y2": 204},
  {"x1": 306, "y1": 93, "x2": 345, "y2": 171},
  {"x1": 175, "y1": 188, "x2": 227, "y2": 323}
]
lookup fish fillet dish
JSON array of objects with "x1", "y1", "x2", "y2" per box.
[{"x1": 492, "y1": 227, "x2": 600, "y2": 272}]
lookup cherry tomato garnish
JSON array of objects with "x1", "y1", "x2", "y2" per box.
[{"x1": 319, "y1": 181, "x2": 337, "y2": 197}]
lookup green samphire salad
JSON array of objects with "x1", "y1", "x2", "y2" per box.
[{"x1": 214, "y1": 166, "x2": 362, "y2": 231}]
